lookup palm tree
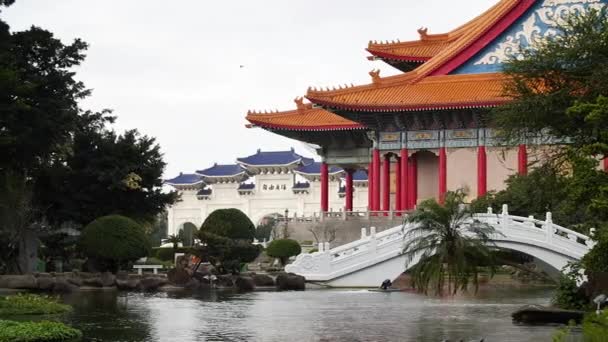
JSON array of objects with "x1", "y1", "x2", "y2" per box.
[
  {"x1": 402, "y1": 190, "x2": 500, "y2": 295},
  {"x1": 166, "y1": 234, "x2": 182, "y2": 251}
]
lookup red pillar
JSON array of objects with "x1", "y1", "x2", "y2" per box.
[
  {"x1": 367, "y1": 162, "x2": 373, "y2": 210},
  {"x1": 321, "y1": 162, "x2": 329, "y2": 212},
  {"x1": 345, "y1": 169, "x2": 354, "y2": 212},
  {"x1": 400, "y1": 149, "x2": 409, "y2": 210},
  {"x1": 373, "y1": 149, "x2": 381, "y2": 211},
  {"x1": 604, "y1": 157, "x2": 608, "y2": 173},
  {"x1": 477, "y1": 146, "x2": 487, "y2": 198},
  {"x1": 408, "y1": 154, "x2": 418, "y2": 208},
  {"x1": 518, "y1": 144, "x2": 528, "y2": 176},
  {"x1": 382, "y1": 154, "x2": 390, "y2": 212},
  {"x1": 395, "y1": 157, "x2": 402, "y2": 212},
  {"x1": 439, "y1": 147, "x2": 447, "y2": 204}
]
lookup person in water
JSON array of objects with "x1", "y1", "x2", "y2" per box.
[{"x1": 380, "y1": 279, "x2": 392, "y2": 290}]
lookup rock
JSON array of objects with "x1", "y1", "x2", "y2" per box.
[
  {"x1": 216, "y1": 275, "x2": 234, "y2": 288},
  {"x1": 235, "y1": 276, "x2": 255, "y2": 292},
  {"x1": 0, "y1": 275, "x2": 38, "y2": 289},
  {"x1": 66, "y1": 273, "x2": 83, "y2": 287},
  {"x1": 276, "y1": 272, "x2": 305, "y2": 291},
  {"x1": 184, "y1": 278, "x2": 201, "y2": 290},
  {"x1": 116, "y1": 277, "x2": 140, "y2": 291},
  {"x1": 100, "y1": 272, "x2": 116, "y2": 287},
  {"x1": 167, "y1": 268, "x2": 191, "y2": 285},
  {"x1": 37, "y1": 276, "x2": 56, "y2": 291},
  {"x1": 116, "y1": 271, "x2": 129, "y2": 281},
  {"x1": 252, "y1": 274, "x2": 274, "y2": 287},
  {"x1": 138, "y1": 277, "x2": 168, "y2": 292},
  {"x1": 512, "y1": 305, "x2": 585, "y2": 324},
  {"x1": 53, "y1": 277, "x2": 79, "y2": 293},
  {"x1": 83, "y1": 277, "x2": 104, "y2": 287}
]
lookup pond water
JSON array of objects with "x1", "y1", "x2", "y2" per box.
[{"x1": 11, "y1": 286, "x2": 572, "y2": 342}]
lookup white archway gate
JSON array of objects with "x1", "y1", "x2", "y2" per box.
[{"x1": 285, "y1": 205, "x2": 595, "y2": 287}]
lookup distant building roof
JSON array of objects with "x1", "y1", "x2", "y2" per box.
[
  {"x1": 197, "y1": 188, "x2": 212, "y2": 196},
  {"x1": 238, "y1": 183, "x2": 256, "y2": 190},
  {"x1": 353, "y1": 170, "x2": 369, "y2": 181},
  {"x1": 165, "y1": 173, "x2": 204, "y2": 186},
  {"x1": 237, "y1": 148, "x2": 314, "y2": 167},
  {"x1": 196, "y1": 164, "x2": 247, "y2": 177},
  {"x1": 293, "y1": 182, "x2": 311, "y2": 189},
  {"x1": 296, "y1": 162, "x2": 343, "y2": 175}
]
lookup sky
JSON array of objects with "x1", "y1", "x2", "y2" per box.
[{"x1": 3, "y1": 0, "x2": 497, "y2": 178}]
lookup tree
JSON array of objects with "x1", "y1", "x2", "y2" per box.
[
  {"x1": 494, "y1": 9, "x2": 608, "y2": 158},
  {"x1": 200, "y1": 209, "x2": 255, "y2": 241},
  {"x1": 166, "y1": 234, "x2": 182, "y2": 251},
  {"x1": 266, "y1": 239, "x2": 302, "y2": 266},
  {"x1": 193, "y1": 230, "x2": 262, "y2": 274},
  {"x1": 403, "y1": 191, "x2": 499, "y2": 295},
  {"x1": 80, "y1": 215, "x2": 151, "y2": 272}
]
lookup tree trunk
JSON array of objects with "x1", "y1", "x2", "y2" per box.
[{"x1": 17, "y1": 229, "x2": 39, "y2": 274}]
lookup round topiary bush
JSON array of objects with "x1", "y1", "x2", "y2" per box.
[
  {"x1": 266, "y1": 239, "x2": 302, "y2": 266},
  {"x1": 80, "y1": 215, "x2": 151, "y2": 272},
  {"x1": 200, "y1": 209, "x2": 255, "y2": 241}
]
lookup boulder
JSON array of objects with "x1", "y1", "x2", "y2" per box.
[
  {"x1": 53, "y1": 277, "x2": 79, "y2": 293},
  {"x1": 252, "y1": 274, "x2": 274, "y2": 287},
  {"x1": 100, "y1": 272, "x2": 116, "y2": 287},
  {"x1": 138, "y1": 277, "x2": 168, "y2": 292},
  {"x1": 235, "y1": 276, "x2": 255, "y2": 292},
  {"x1": 184, "y1": 278, "x2": 201, "y2": 290},
  {"x1": 66, "y1": 273, "x2": 83, "y2": 287},
  {"x1": 276, "y1": 272, "x2": 305, "y2": 291},
  {"x1": 167, "y1": 268, "x2": 191, "y2": 285},
  {"x1": 216, "y1": 275, "x2": 234, "y2": 288},
  {"x1": 83, "y1": 277, "x2": 104, "y2": 287},
  {"x1": 116, "y1": 277, "x2": 140, "y2": 291},
  {"x1": 37, "y1": 275, "x2": 56, "y2": 291},
  {"x1": 0, "y1": 275, "x2": 38, "y2": 289}
]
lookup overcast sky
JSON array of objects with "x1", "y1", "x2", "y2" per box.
[{"x1": 4, "y1": 0, "x2": 496, "y2": 178}]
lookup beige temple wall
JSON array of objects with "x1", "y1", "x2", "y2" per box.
[
  {"x1": 446, "y1": 148, "x2": 478, "y2": 202},
  {"x1": 487, "y1": 147, "x2": 518, "y2": 193},
  {"x1": 416, "y1": 151, "x2": 439, "y2": 203}
]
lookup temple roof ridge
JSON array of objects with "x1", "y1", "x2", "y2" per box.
[
  {"x1": 196, "y1": 164, "x2": 247, "y2": 177},
  {"x1": 237, "y1": 148, "x2": 315, "y2": 167}
]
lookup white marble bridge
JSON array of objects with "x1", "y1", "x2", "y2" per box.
[{"x1": 285, "y1": 205, "x2": 595, "y2": 287}]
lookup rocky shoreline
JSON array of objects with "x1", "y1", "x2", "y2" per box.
[{"x1": 0, "y1": 271, "x2": 306, "y2": 293}]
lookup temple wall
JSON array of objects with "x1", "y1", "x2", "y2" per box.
[
  {"x1": 487, "y1": 147, "x2": 517, "y2": 193},
  {"x1": 446, "y1": 147, "x2": 478, "y2": 201},
  {"x1": 416, "y1": 151, "x2": 439, "y2": 203}
]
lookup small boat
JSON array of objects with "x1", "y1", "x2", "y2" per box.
[{"x1": 369, "y1": 288, "x2": 403, "y2": 292}]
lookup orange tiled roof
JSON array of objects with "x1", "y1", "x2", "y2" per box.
[
  {"x1": 366, "y1": 0, "x2": 513, "y2": 62},
  {"x1": 306, "y1": 73, "x2": 510, "y2": 112},
  {"x1": 246, "y1": 99, "x2": 366, "y2": 131}
]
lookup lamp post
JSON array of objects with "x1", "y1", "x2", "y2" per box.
[{"x1": 283, "y1": 209, "x2": 289, "y2": 238}]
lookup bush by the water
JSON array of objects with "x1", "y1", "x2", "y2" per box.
[
  {"x1": 582, "y1": 228, "x2": 608, "y2": 273},
  {"x1": 80, "y1": 215, "x2": 151, "y2": 272},
  {"x1": 266, "y1": 239, "x2": 301, "y2": 266},
  {"x1": 153, "y1": 247, "x2": 188, "y2": 262},
  {"x1": 0, "y1": 294, "x2": 71, "y2": 315},
  {"x1": 200, "y1": 209, "x2": 255, "y2": 241},
  {"x1": 0, "y1": 320, "x2": 82, "y2": 342}
]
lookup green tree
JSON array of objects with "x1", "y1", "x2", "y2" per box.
[
  {"x1": 403, "y1": 191, "x2": 499, "y2": 295},
  {"x1": 80, "y1": 215, "x2": 151, "y2": 273},
  {"x1": 266, "y1": 239, "x2": 301, "y2": 266},
  {"x1": 200, "y1": 209, "x2": 255, "y2": 241}
]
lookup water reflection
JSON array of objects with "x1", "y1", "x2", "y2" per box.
[{"x1": 53, "y1": 287, "x2": 579, "y2": 342}]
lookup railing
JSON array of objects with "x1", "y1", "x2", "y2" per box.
[
  {"x1": 285, "y1": 204, "x2": 595, "y2": 282},
  {"x1": 279, "y1": 210, "x2": 411, "y2": 223}
]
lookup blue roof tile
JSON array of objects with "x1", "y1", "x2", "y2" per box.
[
  {"x1": 293, "y1": 182, "x2": 311, "y2": 189},
  {"x1": 197, "y1": 188, "x2": 212, "y2": 196},
  {"x1": 353, "y1": 170, "x2": 368, "y2": 181},
  {"x1": 196, "y1": 164, "x2": 246, "y2": 177},
  {"x1": 238, "y1": 183, "x2": 256, "y2": 190},
  {"x1": 296, "y1": 162, "x2": 343, "y2": 175},
  {"x1": 237, "y1": 148, "x2": 314, "y2": 166},
  {"x1": 165, "y1": 173, "x2": 203, "y2": 185}
]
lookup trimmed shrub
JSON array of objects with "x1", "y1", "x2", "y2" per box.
[
  {"x1": 80, "y1": 215, "x2": 151, "y2": 272},
  {"x1": 0, "y1": 320, "x2": 82, "y2": 342},
  {"x1": 0, "y1": 294, "x2": 71, "y2": 315},
  {"x1": 153, "y1": 247, "x2": 188, "y2": 262},
  {"x1": 201, "y1": 209, "x2": 255, "y2": 241},
  {"x1": 266, "y1": 239, "x2": 302, "y2": 266}
]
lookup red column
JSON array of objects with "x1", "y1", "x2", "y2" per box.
[
  {"x1": 518, "y1": 144, "x2": 528, "y2": 176},
  {"x1": 395, "y1": 157, "x2": 402, "y2": 212},
  {"x1": 605, "y1": 157, "x2": 608, "y2": 172},
  {"x1": 382, "y1": 154, "x2": 390, "y2": 212},
  {"x1": 345, "y1": 169, "x2": 354, "y2": 212},
  {"x1": 321, "y1": 162, "x2": 329, "y2": 212},
  {"x1": 373, "y1": 149, "x2": 381, "y2": 211},
  {"x1": 477, "y1": 146, "x2": 487, "y2": 198},
  {"x1": 400, "y1": 149, "x2": 409, "y2": 210},
  {"x1": 367, "y1": 162, "x2": 373, "y2": 210},
  {"x1": 439, "y1": 147, "x2": 447, "y2": 204},
  {"x1": 408, "y1": 154, "x2": 418, "y2": 208}
]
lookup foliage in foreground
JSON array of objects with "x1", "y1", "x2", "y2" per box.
[
  {"x1": 403, "y1": 191, "x2": 499, "y2": 295},
  {"x1": 554, "y1": 310, "x2": 608, "y2": 342},
  {"x1": 80, "y1": 215, "x2": 151, "y2": 272},
  {"x1": 266, "y1": 239, "x2": 302, "y2": 266},
  {"x1": 0, "y1": 320, "x2": 82, "y2": 342},
  {"x1": 552, "y1": 264, "x2": 589, "y2": 311},
  {"x1": 0, "y1": 294, "x2": 71, "y2": 316}
]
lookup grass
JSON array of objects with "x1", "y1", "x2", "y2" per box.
[
  {"x1": 0, "y1": 294, "x2": 72, "y2": 316},
  {"x1": 0, "y1": 320, "x2": 82, "y2": 342}
]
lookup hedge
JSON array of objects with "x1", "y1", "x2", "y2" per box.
[
  {"x1": 0, "y1": 320, "x2": 82, "y2": 342},
  {"x1": 266, "y1": 239, "x2": 302, "y2": 266},
  {"x1": 153, "y1": 247, "x2": 189, "y2": 262},
  {"x1": 0, "y1": 294, "x2": 71, "y2": 316}
]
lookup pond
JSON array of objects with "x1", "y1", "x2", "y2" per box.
[{"x1": 15, "y1": 286, "x2": 574, "y2": 342}]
